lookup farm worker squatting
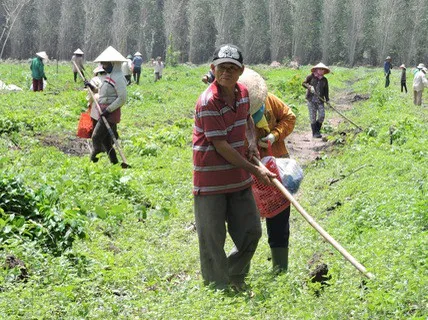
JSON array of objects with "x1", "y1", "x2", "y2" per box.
[
  {"x1": 302, "y1": 62, "x2": 330, "y2": 138},
  {"x1": 84, "y1": 46, "x2": 127, "y2": 165},
  {"x1": 71, "y1": 48, "x2": 85, "y2": 82},
  {"x1": 239, "y1": 68, "x2": 296, "y2": 274},
  {"x1": 192, "y1": 44, "x2": 275, "y2": 291},
  {"x1": 30, "y1": 51, "x2": 48, "y2": 92}
]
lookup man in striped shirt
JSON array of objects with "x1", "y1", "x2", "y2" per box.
[{"x1": 193, "y1": 44, "x2": 275, "y2": 291}]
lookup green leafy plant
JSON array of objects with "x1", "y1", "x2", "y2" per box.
[{"x1": 0, "y1": 175, "x2": 87, "y2": 255}]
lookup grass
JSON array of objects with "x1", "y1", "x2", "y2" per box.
[{"x1": 0, "y1": 61, "x2": 427, "y2": 319}]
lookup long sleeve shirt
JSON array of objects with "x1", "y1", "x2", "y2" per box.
[
  {"x1": 255, "y1": 93, "x2": 296, "y2": 159},
  {"x1": 413, "y1": 71, "x2": 428, "y2": 91}
]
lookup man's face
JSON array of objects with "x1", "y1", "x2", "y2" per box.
[{"x1": 212, "y1": 63, "x2": 244, "y2": 88}]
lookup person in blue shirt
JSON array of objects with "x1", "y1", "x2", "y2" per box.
[
  {"x1": 132, "y1": 52, "x2": 143, "y2": 85},
  {"x1": 384, "y1": 56, "x2": 392, "y2": 88}
]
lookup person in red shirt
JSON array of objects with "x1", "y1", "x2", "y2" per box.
[{"x1": 193, "y1": 44, "x2": 274, "y2": 291}]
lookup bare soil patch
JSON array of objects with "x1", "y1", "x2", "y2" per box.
[
  {"x1": 286, "y1": 131, "x2": 332, "y2": 166},
  {"x1": 38, "y1": 134, "x2": 91, "y2": 156},
  {"x1": 287, "y1": 90, "x2": 364, "y2": 165}
]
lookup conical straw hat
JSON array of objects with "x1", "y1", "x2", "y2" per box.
[
  {"x1": 311, "y1": 62, "x2": 330, "y2": 74},
  {"x1": 134, "y1": 52, "x2": 142, "y2": 56},
  {"x1": 36, "y1": 51, "x2": 48, "y2": 60},
  {"x1": 238, "y1": 68, "x2": 268, "y2": 115},
  {"x1": 94, "y1": 46, "x2": 127, "y2": 62},
  {"x1": 93, "y1": 65, "x2": 105, "y2": 75},
  {"x1": 74, "y1": 48, "x2": 84, "y2": 55}
]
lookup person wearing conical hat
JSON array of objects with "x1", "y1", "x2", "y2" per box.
[
  {"x1": 132, "y1": 51, "x2": 143, "y2": 84},
  {"x1": 413, "y1": 63, "x2": 426, "y2": 76},
  {"x1": 399, "y1": 64, "x2": 407, "y2": 94},
  {"x1": 153, "y1": 56, "x2": 165, "y2": 82},
  {"x1": 239, "y1": 68, "x2": 296, "y2": 274},
  {"x1": 30, "y1": 51, "x2": 48, "y2": 92},
  {"x1": 302, "y1": 62, "x2": 330, "y2": 138},
  {"x1": 384, "y1": 56, "x2": 392, "y2": 88},
  {"x1": 86, "y1": 65, "x2": 107, "y2": 110},
  {"x1": 122, "y1": 54, "x2": 133, "y2": 85},
  {"x1": 412, "y1": 67, "x2": 428, "y2": 106},
  {"x1": 84, "y1": 46, "x2": 127, "y2": 164},
  {"x1": 71, "y1": 48, "x2": 85, "y2": 82}
]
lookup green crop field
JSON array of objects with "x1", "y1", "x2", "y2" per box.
[{"x1": 0, "y1": 61, "x2": 427, "y2": 319}]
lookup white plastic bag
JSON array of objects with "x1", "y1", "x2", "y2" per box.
[{"x1": 262, "y1": 156, "x2": 303, "y2": 194}]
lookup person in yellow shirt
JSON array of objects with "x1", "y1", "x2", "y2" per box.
[{"x1": 239, "y1": 69, "x2": 296, "y2": 273}]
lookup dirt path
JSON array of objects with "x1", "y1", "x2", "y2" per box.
[
  {"x1": 286, "y1": 131, "x2": 331, "y2": 166},
  {"x1": 285, "y1": 90, "x2": 367, "y2": 166}
]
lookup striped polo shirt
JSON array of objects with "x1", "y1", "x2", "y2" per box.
[{"x1": 193, "y1": 81, "x2": 252, "y2": 195}]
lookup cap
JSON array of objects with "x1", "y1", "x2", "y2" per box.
[{"x1": 212, "y1": 44, "x2": 243, "y2": 68}]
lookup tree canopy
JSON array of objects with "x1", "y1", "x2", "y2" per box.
[{"x1": 1, "y1": 0, "x2": 427, "y2": 66}]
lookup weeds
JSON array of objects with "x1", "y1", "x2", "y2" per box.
[{"x1": 0, "y1": 62, "x2": 426, "y2": 319}]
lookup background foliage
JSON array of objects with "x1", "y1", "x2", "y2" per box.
[
  {"x1": 1, "y1": 0, "x2": 428, "y2": 66},
  {"x1": 0, "y1": 62, "x2": 427, "y2": 319}
]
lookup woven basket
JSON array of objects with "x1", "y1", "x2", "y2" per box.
[{"x1": 252, "y1": 156, "x2": 290, "y2": 218}]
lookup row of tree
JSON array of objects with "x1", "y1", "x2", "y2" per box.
[{"x1": 1, "y1": 0, "x2": 427, "y2": 66}]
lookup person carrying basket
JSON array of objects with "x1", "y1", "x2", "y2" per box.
[{"x1": 239, "y1": 68, "x2": 296, "y2": 274}]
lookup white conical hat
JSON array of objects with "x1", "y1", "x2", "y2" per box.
[
  {"x1": 238, "y1": 68, "x2": 268, "y2": 115},
  {"x1": 36, "y1": 51, "x2": 48, "y2": 60},
  {"x1": 74, "y1": 48, "x2": 84, "y2": 55},
  {"x1": 311, "y1": 62, "x2": 330, "y2": 74},
  {"x1": 94, "y1": 46, "x2": 127, "y2": 62},
  {"x1": 134, "y1": 51, "x2": 142, "y2": 56},
  {"x1": 93, "y1": 65, "x2": 105, "y2": 75}
]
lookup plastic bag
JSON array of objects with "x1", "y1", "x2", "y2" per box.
[{"x1": 272, "y1": 157, "x2": 304, "y2": 194}]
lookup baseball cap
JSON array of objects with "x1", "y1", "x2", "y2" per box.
[{"x1": 212, "y1": 44, "x2": 243, "y2": 68}]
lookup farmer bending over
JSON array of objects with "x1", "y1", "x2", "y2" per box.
[
  {"x1": 85, "y1": 46, "x2": 127, "y2": 164},
  {"x1": 193, "y1": 44, "x2": 275, "y2": 291}
]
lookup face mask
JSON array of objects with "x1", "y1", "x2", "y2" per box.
[{"x1": 102, "y1": 62, "x2": 113, "y2": 73}]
